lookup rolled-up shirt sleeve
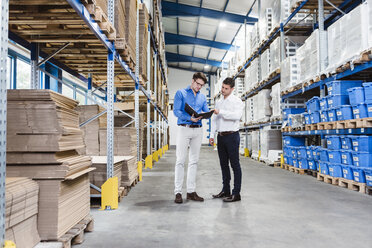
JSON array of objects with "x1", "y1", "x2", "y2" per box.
[{"x1": 173, "y1": 90, "x2": 191, "y2": 121}]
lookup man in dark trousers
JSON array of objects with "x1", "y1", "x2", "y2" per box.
[
  {"x1": 173, "y1": 72, "x2": 209, "y2": 204},
  {"x1": 210, "y1": 77, "x2": 244, "y2": 202}
]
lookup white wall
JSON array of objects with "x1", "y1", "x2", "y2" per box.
[{"x1": 168, "y1": 68, "x2": 214, "y2": 146}]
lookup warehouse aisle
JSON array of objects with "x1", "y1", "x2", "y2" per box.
[{"x1": 82, "y1": 147, "x2": 372, "y2": 248}]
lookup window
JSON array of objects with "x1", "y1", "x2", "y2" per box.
[
  {"x1": 16, "y1": 59, "x2": 31, "y2": 89},
  {"x1": 62, "y1": 84, "x2": 74, "y2": 99},
  {"x1": 7, "y1": 56, "x2": 12, "y2": 89}
]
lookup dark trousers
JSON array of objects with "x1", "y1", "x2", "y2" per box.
[{"x1": 217, "y1": 132, "x2": 242, "y2": 195}]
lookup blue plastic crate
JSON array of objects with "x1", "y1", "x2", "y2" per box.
[
  {"x1": 291, "y1": 147, "x2": 298, "y2": 159},
  {"x1": 288, "y1": 157, "x2": 294, "y2": 166},
  {"x1": 319, "y1": 148, "x2": 328, "y2": 162},
  {"x1": 342, "y1": 165, "x2": 354, "y2": 180},
  {"x1": 364, "y1": 167, "x2": 372, "y2": 186},
  {"x1": 306, "y1": 146, "x2": 313, "y2": 160},
  {"x1": 304, "y1": 113, "x2": 311, "y2": 125},
  {"x1": 310, "y1": 111, "x2": 321, "y2": 124},
  {"x1": 320, "y1": 110, "x2": 328, "y2": 123},
  {"x1": 320, "y1": 97, "x2": 328, "y2": 111},
  {"x1": 328, "y1": 108, "x2": 337, "y2": 122},
  {"x1": 283, "y1": 136, "x2": 306, "y2": 146},
  {"x1": 284, "y1": 156, "x2": 288, "y2": 164},
  {"x1": 352, "y1": 103, "x2": 368, "y2": 119},
  {"x1": 326, "y1": 135, "x2": 341, "y2": 150},
  {"x1": 368, "y1": 103, "x2": 372, "y2": 118},
  {"x1": 327, "y1": 94, "x2": 349, "y2": 108},
  {"x1": 326, "y1": 80, "x2": 363, "y2": 95},
  {"x1": 328, "y1": 150, "x2": 342, "y2": 163},
  {"x1": 319, "y1": 161, "x2": 329, "y2": 175},
  {"x1": 350, "y1": 136, "x2": 372, "y2": 152},
  {"x1": 312, "y1": 146, "x2": 320, "y2": 160},
  {"x1": 320, "y1": 110, "x2": 328, "y2": 122},
  {"x1": 293, "y1": 159, "x2": 298, "y2": 168},
  {"x1": 297, "y1": 146, "x2": 307, "y2": 159},
  {"x1": 306, "y1": 96, "x2": 320, "y2": 114},
  {"x1": 283, "y1": 108, "x2": 306, "y2": 120},
  {"x1": 335, "y1": 105, "x2": 353, "y2": 121},
  {"x1": 362, "y1": 82, "x2": 372, "y2": 104},
  {"x1": 348, "y1": 87, "x2": 365, "y2": 106},
  {"x1": 341, "y1": 136, "x2": 353, "y2": 150},
  {"x1": 308, "y1": 160, "x2": 317, "y2": 170},
  {"x1": 328, "y1": 163, "x2": 343, "y2": 177},
  {"x1": 341, "y1": 150, "x2": 353, "y2": 165},
  {"x1": 298, "y1": 159, "x2": 309, "y2": 169},
  {"x1": 351, "y1": 166, "x2": 366, "y2": 183},
  {"x1": 352, "y1": 151, "x2": 372, "y2": 167}
]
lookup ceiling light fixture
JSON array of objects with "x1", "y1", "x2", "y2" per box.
[
  {"x1": 204, "y1": 65, "x2": 210, "y2": 69},
  {"x1": 219, "y1": 21, "x2": 226, "y2": 28}
]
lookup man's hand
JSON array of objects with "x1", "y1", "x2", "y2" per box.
[
  {"x1": 214, "y1": 109, "x2": 220, "y2": 115},
  {"x1": 209, "y1": 138, "x2": 214, "y2": 146},
  {"x1": 191, "y1": 115, "x2": 203, "y2": 122}
]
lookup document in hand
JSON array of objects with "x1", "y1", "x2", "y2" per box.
[{"x1": 184, "y1": 103, "x2": 214, "y2": 119}]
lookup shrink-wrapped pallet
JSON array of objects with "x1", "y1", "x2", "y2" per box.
[{"x1": 270, "y1": 83, "x2": 281, "y2": 119}]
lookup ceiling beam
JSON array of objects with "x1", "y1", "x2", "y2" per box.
[
  {"x1": 166, "y1": 52, "x2": 226, "y2": 67},
  {"x1": 161, "y1": 1, "x2": 258, "y2": 24},
  {"x1": 165, "y1": 32, "x2": 236, "y2": 50},
  {"x1": 168, "y1": 65, "x2": 216, "y2": 75}
]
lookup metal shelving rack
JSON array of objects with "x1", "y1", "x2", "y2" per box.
[{"x1": 0, "y1": 0, "x2": 169, "y2": 219}]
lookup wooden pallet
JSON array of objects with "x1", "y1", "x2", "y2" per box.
[
  {"x1": 287, "y1": 165, "x2": 307, "y2": 175},
  {"x1": 306, "y1": 170, "x2": 318, "y2": 177},
  {"x1": 338, "y1": 178, "x2": 366, "y2": 193},
  {"x1": 317, "y1": 173, "x2": 339, "y2": 185},
  {"x1": 366, "y1": 186, "x2": 372, "y2": 196}
]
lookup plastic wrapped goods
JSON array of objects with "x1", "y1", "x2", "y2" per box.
[
  {"x1": 260, "y1": 128, "x2": 282, "y2": 160},
  {"x1": 254, "y1": 89, "x2": 272, "y2": 122},
  {"x1": 260, "y1": 49, "x2": 271, "y2": 81},
  {"x1": 270, "y1": 83, "x2": 281, "y2": 118},
  {"x1": 259, "y1": 8, "x2": 273, "y2": 42},
  {"x1": 280, "y1": 55, "x2": 299, "y2": 93}
]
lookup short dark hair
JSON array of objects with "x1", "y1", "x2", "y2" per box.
[
  {"x1": 193, "y1": 72, "x2": 208, "y2": 85},
  {"x1": 223, "y1": 77, "x2": 235, "y2": 88}
]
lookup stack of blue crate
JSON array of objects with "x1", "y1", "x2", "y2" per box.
[
  {"x1": 326, "y1": 136, "x2": 343, "y2": 177},
  {"x1": 326, "y1": 80, "x2": 363, "y2": 121},
  {"x1": 364, "y1": 82, "x2": 372, "y2": 118},
  {"x1": 348, "y1": 82, "x2": 372, "y2": 119},
  {"x1": 283, "y1": 136, "x2": 305, "y2": 168}
]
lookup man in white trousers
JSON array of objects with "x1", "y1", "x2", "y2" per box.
[
  {"x1": 173, "y1": 72, "x2": 209, "y2": 204},
  {"x1": 210, "y1": 77, "x2": 244, "y2": 202}
]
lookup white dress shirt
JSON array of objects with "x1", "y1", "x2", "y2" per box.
[{"x1": 211, "y1": 94, "x2": 244, "y2": 136}]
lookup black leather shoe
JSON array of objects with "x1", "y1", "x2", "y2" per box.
[
  {"x1": 223, "y1": 194, "x2": 241, "y2": 202},
  {"x1": 212, "y1": 191, "x2": 231, "y2": 198},
  {"x1": 187, "y1": 192, "x2": 204, "y2": 202},
  {"x1": 174, "y1": 193, "x2": 183, "y2": 204}
]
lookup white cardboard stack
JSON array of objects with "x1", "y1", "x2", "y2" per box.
[
  {"x1": 6, "y1": 90, "x2": 91, "y2": 241},
  {"x1": 270, "y1": 83, "x2": 281, "y2": 120},
  {"x1": 253, "y1": 89, "x2": 272, "y2": 123},
  {"x1": 260, "y1": 127, "x2": 282, "y2": 162},
  {"x1": 369, "y1": 0, "x2": 372, "y2": 48},
  {"x1": 280, "y1": 55, "x2": 299, "y2": 93},
  {"x1": 5, "y1": 178, "x2": 40, "y2": 248},
  {"x1": 327, "y1": 2, "x2": 370, "y2": 71},
  {"x1": 251, "y1": 131, "x2": 260, "y2": 159},
  {"x1": 260, "y1": 49, "x2": 271, "y2": 81}
]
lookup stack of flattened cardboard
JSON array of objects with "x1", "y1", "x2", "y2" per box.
[
  {"x1": 6, "y1": 90, "x2": 92, "y2": 241},
  {"x1": 115, "y1": 0, "x2": 126, "y2": 39},
  {"x1": 99, "y1": 127, "x2": 137, "y2": 157},
  {"x1": 114, "y1": 113, "x2": 144, "y2": 159},
  {"x1": 90, "y1": 156, "x2": 124, "y2": 191},
  {"x1": 121, "y1": 156, "x2": 138, "y2": 186},
  {"x1": 139, "y1": 3, "x2": 149, "y2": 81},
  {"x1": 76, "y1": 105, "x2": 101, "y2": 155},
  {"x1": 125, "y1": 0, "x2": 137, "y2": 62},
  {"x1": 5, "y1": 177, "x2": 40, "y2": 248}
]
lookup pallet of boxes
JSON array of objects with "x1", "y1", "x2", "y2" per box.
[
  {"x1": 6, "y1": 90, "x2": 94, "y2": 247},
  {"x1": 76, "y1": 105, "x2": 140, "y2": 202}
]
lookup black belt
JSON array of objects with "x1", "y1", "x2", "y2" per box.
[
  {"x1": 179, "y1": 124, "x2": 202, "y2": 128},
  {"x1": 218, "y1": 131, "x2": 238, "y2": 136}
]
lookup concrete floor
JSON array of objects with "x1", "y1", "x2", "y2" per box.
[{"x1": 81, "y1": 147, "x2": 372, "y2": 248}]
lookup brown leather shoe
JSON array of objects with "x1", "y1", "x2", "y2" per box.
[
  {"x1": 223, "y1": 194, "x2": 241, "y2": 202},
  {"x1": 212, "y1": 191, "x2": 231, "y2": 198},
  {"x1": 187, "y1": 192, "x2": 204, "y2": 202},
  {"x1": 174, "y1": 193, "x2": 183, "y2": 204}
]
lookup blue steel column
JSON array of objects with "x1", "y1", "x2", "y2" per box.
[
  {"x1": 135, "y1": 0, "x2": 141, "y2": 162},
  {"x1": 0, "y1": 0, "x2": 8, "y2": 245},
  {"x1": 106, "y1": 0, "x2": 115, "y2": 184}
]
